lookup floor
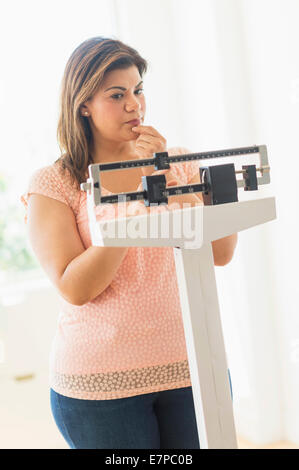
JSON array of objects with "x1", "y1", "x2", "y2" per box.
[
  {"x1": 0, "y1": 371, "x2": 68, "y2": 449},
  {"x1": 237, "y1": 437, "x2": 299, "y2": 449}
]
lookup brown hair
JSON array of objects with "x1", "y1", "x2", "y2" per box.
[{"x1": 55, "y1": 36, "x2": 148, "y2": 190}]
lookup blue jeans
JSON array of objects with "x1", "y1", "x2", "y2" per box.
[{"x1": 50, "y1": 386, "x2": 200, "y2": 449}]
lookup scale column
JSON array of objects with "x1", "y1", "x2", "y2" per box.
[{"x1": 173, "y1": 244, "x2": 237, "y2": 449}]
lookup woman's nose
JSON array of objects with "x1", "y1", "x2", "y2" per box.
[{"x1": 125, "y1": 95, "x2": 142, "y2": 112}]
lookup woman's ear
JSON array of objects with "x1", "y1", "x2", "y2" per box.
[{"x1": 80, "y1": 103, "x2": 90, "y2": 117}]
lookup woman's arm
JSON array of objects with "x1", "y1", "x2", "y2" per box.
[
  {"x1": 211, "y1": 233, "x2": 238, "y2": 266},
  {"x1": 28, "y1": 194, "x2": 130, "y2": 306}
]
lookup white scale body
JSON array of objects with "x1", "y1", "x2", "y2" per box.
[{"x1": 82, "y1": 146, "x2": 276, "y2": 449}]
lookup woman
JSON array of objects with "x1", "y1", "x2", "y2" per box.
[{"x1": 21, "y1": 37, "x2": 237, "y2": 449}]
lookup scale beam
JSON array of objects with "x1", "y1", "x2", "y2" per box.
[{"x1": 81, "y1": 144, "x2": 271, "y2": 207}]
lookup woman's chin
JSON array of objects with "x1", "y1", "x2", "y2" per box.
[{"x1": 125, "y1": 129, "x2": 139, "y2": 139}]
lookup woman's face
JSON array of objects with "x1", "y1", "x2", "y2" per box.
[{"x1": 82, "y1": 65, "x2": 146, "y2": 144}]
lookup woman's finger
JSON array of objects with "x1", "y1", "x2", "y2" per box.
[
  {"x1": 132, "y1": 125, "x2": 165, "y2": 140},
  {"x1": 136, "y1": 142, "x2": 156, "y2": 153},
  {"x1": 134, "y1": 145, "x2": 152, "y2": 159},
  {"x1": 136, "y1": 137, "x2": 166, "y2": 154},
  {"x1": 136, "y1": 134, "x2": 163, "y2": 145}
]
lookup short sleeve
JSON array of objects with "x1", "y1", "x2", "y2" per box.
[
  {"x1": 20, "y1": 165, "x2": 69, "y2": 224},
  {"x1": 168, "y1": 146, "x2": 202, "y2": 184}
]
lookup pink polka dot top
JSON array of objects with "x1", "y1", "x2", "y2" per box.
[{"x1": 20, "y1": 147, "x2": 202, "y2": 400}]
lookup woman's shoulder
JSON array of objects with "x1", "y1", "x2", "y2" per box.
[
  {"x1": 26, "y1": 159, "x2": 71, "y2": 182},
  {"x1": 21, "y1": 160, "x2": 81, "y2": 220},
  {"x1": 30, "y1": 161, "x2": 77, "y2": 193}
]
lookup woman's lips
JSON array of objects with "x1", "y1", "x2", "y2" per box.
[{"x1": 126, "y1": 119, "x2": 141, "y2": 126}]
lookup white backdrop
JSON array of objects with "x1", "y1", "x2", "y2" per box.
[{"x1": 3, "y1": 0, "x2": 298, "y2": 445}]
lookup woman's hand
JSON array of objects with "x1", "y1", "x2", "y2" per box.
[
  {"x1": 132, "y1": 125, "x2": 167, "y2": 177},
  {"x1": 131, "y1": 125, "x2": 167, "y2": 159}
]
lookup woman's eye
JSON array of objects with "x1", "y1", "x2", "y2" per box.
[{"x1": 111, "y1": 89, "x2": 144, "y2": 100}]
